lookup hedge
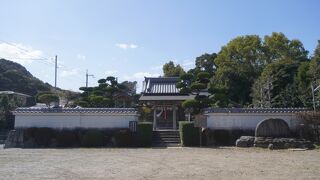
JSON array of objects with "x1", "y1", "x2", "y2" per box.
[
  {"x1": 81, "y1": 130, "x2": 105, "y2": 147},
  {"x1": 179, "y1": 121, "x2": 199, "y2": 146},
  {"x1": 56, "y1": 129, "x2": 78, "y2": 147},
  {"x1": 33, "y1": 127, "x2": 56, "y2": 147},
  {"x1": 136, "y1": 122, "x2": 153, "y2": 147},
  {"x1": 204, "y1": 129, "x2": 255, "y2": 146},
  {"x1": 113, "y1": 129, "x2": 132, "y2": 147},
  {"x1": 21, "y1": 127, "x2": 141, "y2": 148}
]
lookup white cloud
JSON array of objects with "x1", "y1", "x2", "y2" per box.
[
  {"x1": 122, "y1": 72, "x2": 160, "y2": 92},
  {"x1": 132, "y1": 72, "x2": 160, "y2": 79},
  {"x1": 116, "y1": 43, "x2": 138, "y2": 49},
  {"x1": 182, "y1": 59, "x2": 194, "y2": 70},
  {"x1": 121, "y1": 72, "x2": 160, "y2": 83},
  {"x1": 77, "y1": 54, "x2": 86, "y2": 61},
  {"x1": 105, "y1": 70, "x2": 118, "y2": 75},
  {"x1": 151, "y1": 65, "x2": 163, "y2": 70},
  {"x1": 60, "y1": 68, "x2": 79, "y2": 77},
  {"x1": 0, "y1": 42, "x2": 44, "y2": 65}
]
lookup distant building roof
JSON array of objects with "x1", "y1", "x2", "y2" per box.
[
  {"x1": 204, "y1": 108, "x2": 310, "y2": 114},
  {"x1": 13, "y1": 107, "x2": 138, "y2": 114},
  {"x1": 0, "y1": 91, "x2": 31, "y2": 97},
  {"x1": 140, "y1": 77, "x2": 193, "y2": 101}
]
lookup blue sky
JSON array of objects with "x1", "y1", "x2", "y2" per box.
[{"x1": 0, "y1": 0, "x2": 319, "y2": 92}]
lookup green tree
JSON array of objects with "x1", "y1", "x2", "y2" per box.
[
  {"x1": 252, "y1": 60, "x2": 302, "y2": 107},
  {"x1": 213, "y1": 32, "x2": 309, "y2": 107},
  {"x1": 295, "y1": 40, "x2": 320, "y2": 108},
  {"x1": 0, "y1": 95, "x2": 23, "y2": 130},
  {"x1": 163, "y1": 61, "x2": 185, "y2": 77},
  {"x1": 37, "y1": 93, "x2": 59, "y2": 107},
  {"x1": 177, "y1": 72, "x2": 211, "y2": 114},
  {"x1": 76, "y1": 76, "x2": 137, "y2": 108},
  {"x1": 263, "y1": 32, "x2": 308, "y2": 63},
  {"x1": 308, "y1": 40, "x2": 320, "y2": 83},
  {"x1": 213, "y1": 35, "x2": 264, "y2": 106},
  {"x1": 194, "y1": 53, "x2": 217, "y2": 76}
]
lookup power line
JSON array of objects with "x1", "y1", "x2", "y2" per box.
[
  {"x1": 0, "y1": 40, "x2": 53, "y2": 61},
  {"x1": 0, "y1": 40, "x2": 56, "y2": 66},
  {"x1": 0, "y1": 40, "x2": 92, "y2": 89},
  {"x1": 0, "y1": 40, "x2": 87, "y2": 75},
  {"x1": 0, "y1": 57, "x2": 49, "y2": 60}
]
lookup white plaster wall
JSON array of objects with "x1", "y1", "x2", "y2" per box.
[
  {"x1": 206, "y1": 113, "x2": 298, "y2": 131},
  {"x1": 14, "y1": 113, "x2": 138, "y2": 129},
  {"x1": 80, "y1": 115, "x2": 137, "y2": 128}
]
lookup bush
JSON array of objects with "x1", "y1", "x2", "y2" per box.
[
  {"x1": 179, "y1": 121, "x2": 199, "y2": 146},
  {"x1": 207, "y1": 129, "x2": 255, "y2": 146},
  {"x1": 211, "y1": 130, "x2": 231, "y2": 145},
  {"x1": 182, "y1": 99, "x2": 199, "y2": 109},
  {"x1": 136, "y1": 122, "x2": 153, "y2": 147},
  {"x1": 56, "y1": 129, "x2": 78, "y2": 147},
  {"x1": 113, "y1": 129, "x2": 133, "y2": 147},
  {"x1": 33, "y1": 128, "x2": 56, "y2": 147},
  {"x1": 81, "y1": 130, "x2": 105, "y2": 147},
  {"x1": 23, "y1": 127, "x2": 38, "y2": 141}
]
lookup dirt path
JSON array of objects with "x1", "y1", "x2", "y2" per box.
[{"x1": 0, "y1": 147, "x2": 319, "y2": 180}]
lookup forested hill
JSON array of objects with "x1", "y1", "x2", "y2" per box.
[{"x1": 0, "y1": 58, "x2": 73, "y2": 97}]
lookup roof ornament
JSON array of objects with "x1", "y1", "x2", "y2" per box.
[{"x1": 146, "y1": 79, "x2": 151, "y2": 92}]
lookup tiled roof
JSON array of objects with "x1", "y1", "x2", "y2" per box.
[
  {"x1": 139, "y1": 95, "x2": 195, "y2": 101},
  {"x1": 204, "y1": 108, "x2": 310, "y2": 114},
  {"x1": 13, "y1": 107, "x2": 138, "y2": 114},
  {"x1": 142, "y1": 77, "x2": 181, "y2": 94}
]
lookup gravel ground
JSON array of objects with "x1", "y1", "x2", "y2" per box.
[{"x1": 0, "y1": 147, "x2": 319, "y2": 180}]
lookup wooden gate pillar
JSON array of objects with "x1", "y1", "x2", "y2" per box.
[
  {"x1": 173, "y1": 105, "x2": 177, "y2": 129},
  {"x1": 153, "y1": 106, "x2": 157, "y2": 130}
]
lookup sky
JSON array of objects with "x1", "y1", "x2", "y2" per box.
[{"x1": 0, "y1": 0, "x2": 319, "y2": 92}]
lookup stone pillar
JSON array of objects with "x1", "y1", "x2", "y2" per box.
[
  {"x1": 173, "y1": 105, "x2": 177, "y2": 129},
  {"x1": 153, "y1": 106, "x2": 157, "y2": 130}
]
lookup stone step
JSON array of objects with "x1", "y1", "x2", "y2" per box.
[
  {"x1": 153, "y1": 141, "x2": 180, "y2": 146},
  {"x1": 154, "y1": 140, "x2": 180, "y2": 144},
  {"x1": 155, "y1": 131, "x2": 179, "y2": 134},
  {"x1": 0, "y1": 135, "x2": 8, "y2": 140},
  {"x1": 4, "y1": 129, "x2": 24, "y2": 148},
  {"x1": 153, "y1": 143, "x2": 181, "y2": 147},
  {"x1": 153, "y1": 137, "x2": 180, "y2": 140},
  {"x1": 153, "y1": 135, "x2": 180, "y2": 138},
  {"x1": 152, "y1": 130, "x2": 181, "y2": 147}
]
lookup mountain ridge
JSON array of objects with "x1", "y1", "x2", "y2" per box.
[{"x1": 0, "y1": 58, "x2": 77, "y2": 101}]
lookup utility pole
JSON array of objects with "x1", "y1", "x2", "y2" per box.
[
  {"x1": 54, "y1": 55, "x2": 57, "y2": 89},
  {"x1": 86, "y1": 69, "x2": 94, "y2": 88}
]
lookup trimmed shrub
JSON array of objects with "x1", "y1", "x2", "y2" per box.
[
  {"x1": 182, "y1": 99, "x2": 199, "y2": 109},
  {"x1": 207, "y1": 129, "x2": 255, "y2": 146},
  {"x1": 81, "y1": 130, "x2": 105, "y2": 147},
  {"x1": 33, "y1": 128, "x2": 56, "y2": 147},
  {"x1": 23, "y1": 127, "x2": 38, "y2": 141},
  {"x1": 179, "y1": 121, "x2": 200, "y2": 146},
  {"x1": 136, "y1": 122, "x2": 153, "y2": 147},
  {"x1": 113, "y1": 129, "x2": 133, "y2": 147},
  {"x1": 56, "y1": 129, "x2": 78, "y2": 147}
]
